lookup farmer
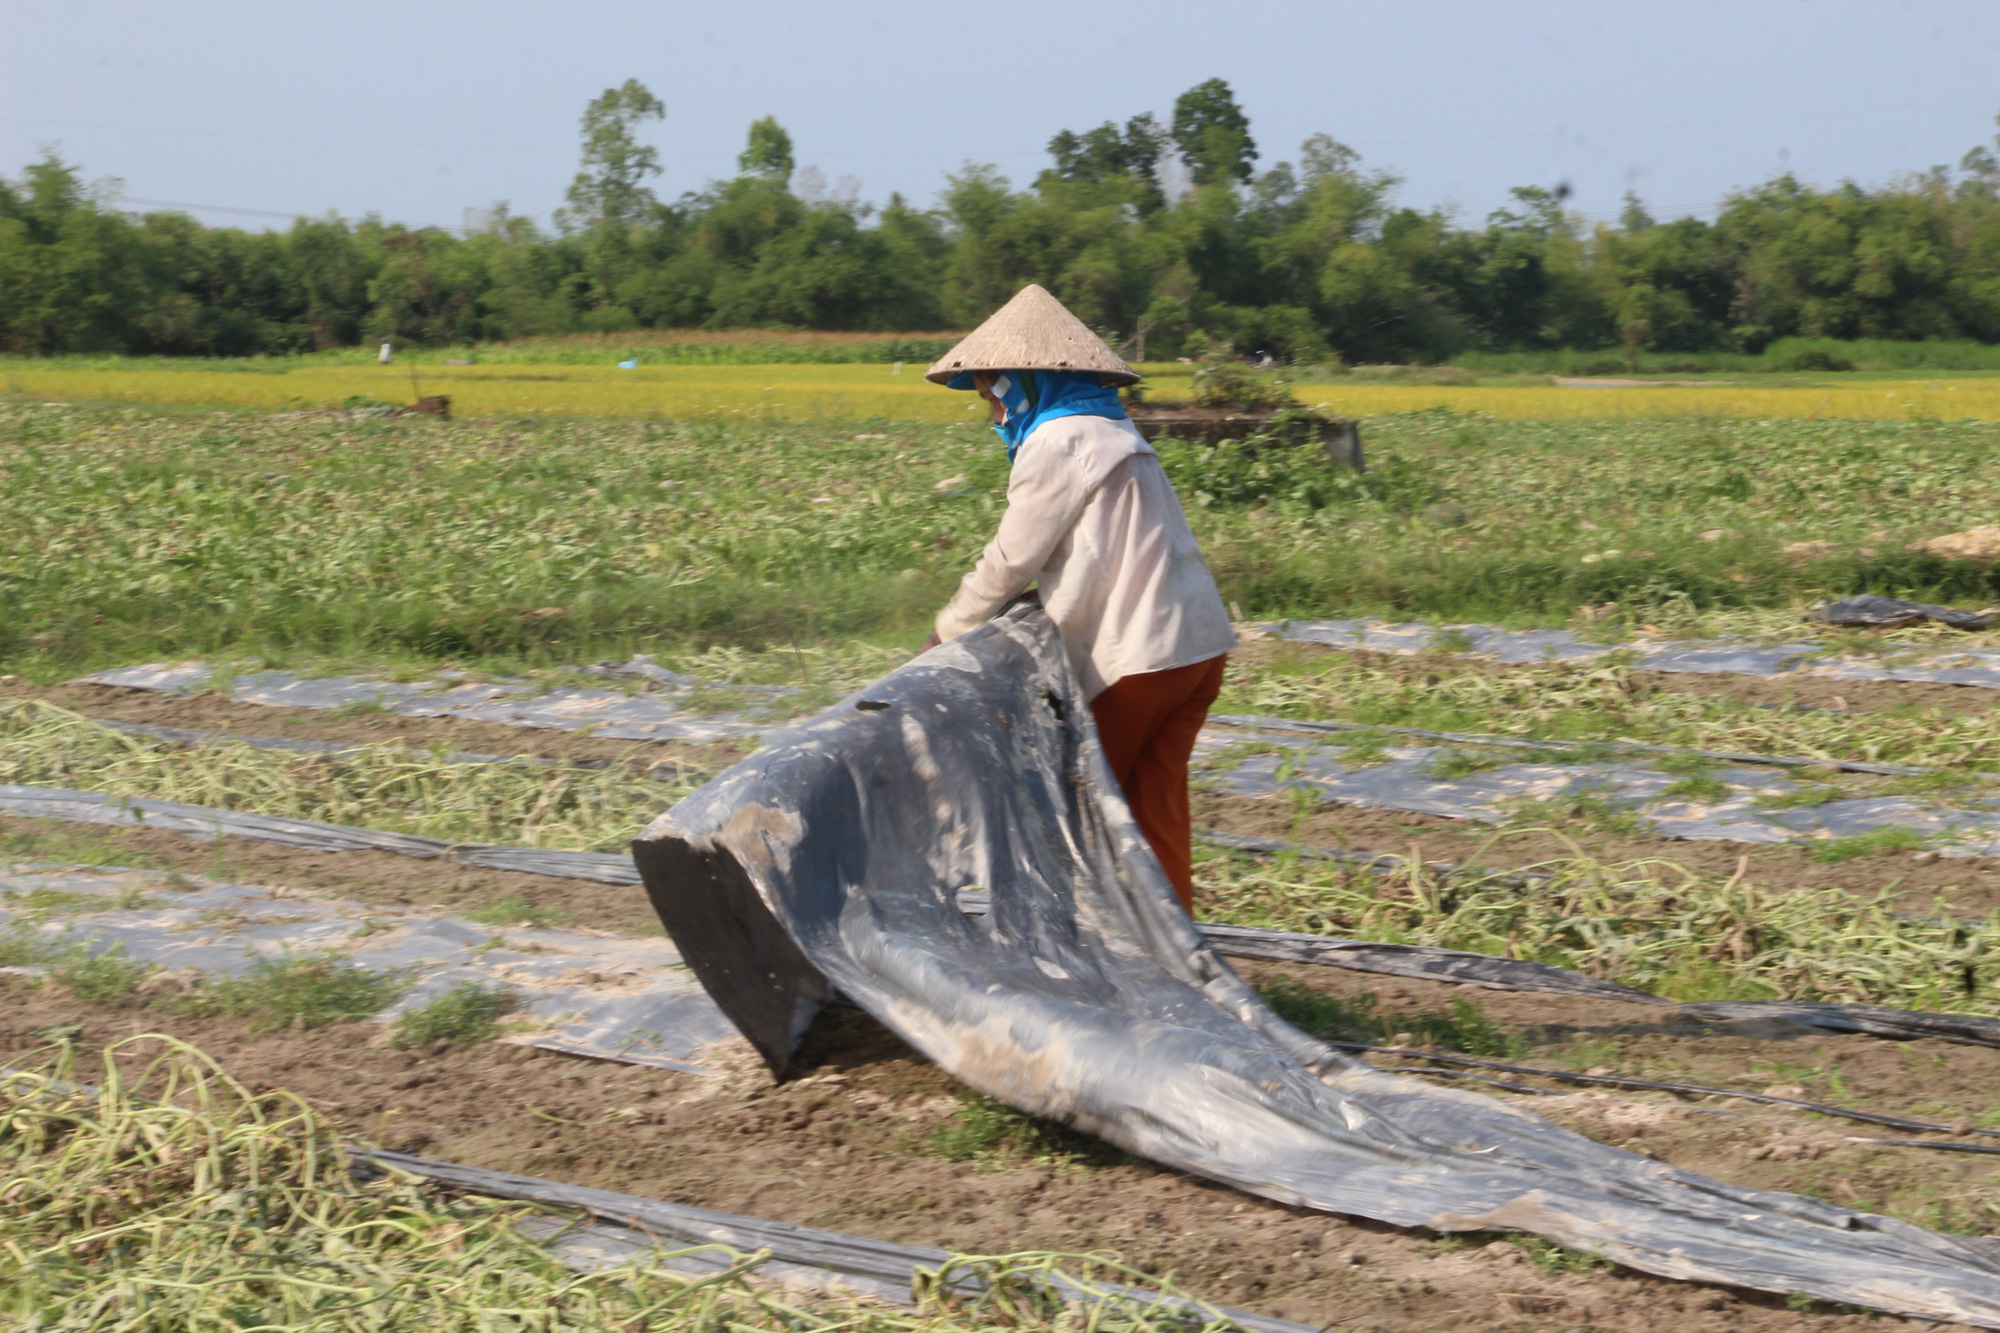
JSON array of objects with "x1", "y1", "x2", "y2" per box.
[{"x1": 923, "y1": 284, "x2": 1236, "y2": 915}]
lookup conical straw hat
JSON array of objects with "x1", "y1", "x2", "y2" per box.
[{"x1": 926, "y1": 284, "x2": 1140, "y2": 387}]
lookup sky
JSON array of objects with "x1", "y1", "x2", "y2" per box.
[{"x1": 3, "y1": 0, "x2": 1997, "y2": 234}]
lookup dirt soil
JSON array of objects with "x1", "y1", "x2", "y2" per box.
[{"x1": 6, "y1": 959, "x2": 1995, "y2": 1333}]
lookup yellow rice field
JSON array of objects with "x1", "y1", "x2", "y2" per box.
[{"x1": 6, "y1": 361, "x2": 2000, "y2": 422}]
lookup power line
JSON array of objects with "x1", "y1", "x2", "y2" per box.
[
  {"x1": 112, "y1": 195, "x2": 483, "y2": 236},
  {"x1": 11, "y1": 96, "x2": 1994, "y2": 161},
  {"x1": 115, "y1": 195, "x2": 314, "y2": 220},
  {"x1": 7, "y1": 116, "x2": 571, "y2": 156},
  {"x1": 1343, "y1": 98, "x2": 1995, "y2": 150}
]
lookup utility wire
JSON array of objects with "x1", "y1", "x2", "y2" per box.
[
  {"x1": 114, "y1": 195, "x2": 316, "y2": 221},
  {"x1": 11, "y1": 96, "x2": 1991, "y2": 159}
]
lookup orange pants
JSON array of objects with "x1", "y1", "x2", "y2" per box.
[{"x1": 1089, "y1": 654, "x2": 1227, "y2": 915}]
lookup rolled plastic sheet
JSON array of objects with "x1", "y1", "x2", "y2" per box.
[{"x1": 633, "y1": 601, "x2": 2000, "y2": 1326}]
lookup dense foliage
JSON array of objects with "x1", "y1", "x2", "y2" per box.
[{"x1": 5, "y1": 81, "x2": 2000, "y2": 363}]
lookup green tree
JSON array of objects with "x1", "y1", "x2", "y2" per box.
[
  {"x1": 740, "y1": 116, "x2": 795, "y2": 183},
  {"x1": 1044, "y1": 113, "x2": 1168, "y2": 206},
  {"x1": 1619, "y1": 192, "x2": 1656, "y2": 233},
  {"x1": 0, "y1": 154, "x2": 155, "y2": 354},
  {"x1": 1170, "y1": 79, "x2": 1258, "y2": 186},
  {"x1": 559, "y1": 79, "x2": 666, "y2": 233}
]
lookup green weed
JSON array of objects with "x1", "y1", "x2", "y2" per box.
[
  {"x1": 1421, "y1": 749, "x2": 1507, "y2": 780},
  {"x1": 1503, "y1": 789, "x2": 1648, "y2": 836},
  {"x1": 0, "y1": 930, "x2": 153, "y2": 1005},
  {"x1": 1657, "y1": 774, "x2": 1732, "y2": 803},
  {"x1": 1651, "y1": 751, "x2": 1719, "y2": 778},
  {"x1": 1256, "y1": 977, "x2": 1368, "y2": 1038},
  {"x1": 1644, "y1": 957, "x2": 1781, "y2": 1004},
  {"x1": 459, "y1": 895, "x2": 574, "y2": 930},
  {"x1": 1335, "y1": 744, "x2": 1391, "y2": 769},
  {"x1": 1425, "y1": 628, "x2": 1475, "y2": 655},
  {"x1": 1510, "y1": 1237, "x2": 1610, "y2": 1274},
  {"x1": 48, "y1": 944, "x2": 153, "y2": 1005},
  {"x1": 167, "y1": 954, "x2": 407, "y2": 1031},
  {"x1": 1256, "y1": 980, "x2": 1523, "y2": 1058},
  {"x1": 0, "y1": 822, "x2": 163, "y2": 870},
  {"x1": 0, "y1": 927, "x2": 54, "y2": 968},
  {"x1": 2, "y1": 888, "x2": 94, "y2": 918},
  {"x1": 1753, "y1": 784, "x2": 1849, "y2": 809},
  {"x1": 1805, "y1": 826, "x2": 1929, "y2": 863},
  {"x1": 926, "y1": 1093, "x2": 1116, "y2": 1174},
  {"x1": 393, "y1": 983, "x2": 517, "y2": 1048}
]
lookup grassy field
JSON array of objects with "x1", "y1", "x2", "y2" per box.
[
  {"x1": 7, "y1": 396, "x2": 2000, "y2": 677},
  {"x1": 11, "y1": 358, "x2": 2000, "y2": 421}
]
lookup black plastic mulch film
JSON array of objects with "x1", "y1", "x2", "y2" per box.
[{"x1": 634, "y1": 601, "x2": 2000, "y2": 1328}]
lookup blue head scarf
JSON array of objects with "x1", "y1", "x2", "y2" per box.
[{"x1": 946, "y1": 369, "x2": 1128, "y2": 462}]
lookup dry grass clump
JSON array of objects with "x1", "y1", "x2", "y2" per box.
[
  {"x1": 1197, "y1": 842, "x2": 2000, "y2": 1010},
  {"x1": 1224, "y1": 650, "x2": 2000, "y2": 774},
  {"x1": 1909, "y1": 526, "x2": 2000, "y2": 561},
  {"x1": 0, "y1": 1036, "x2": 1250, "y2": 1333},
  {"x1": 0, "y1": 698, "x2": 692, "y2": 851}
]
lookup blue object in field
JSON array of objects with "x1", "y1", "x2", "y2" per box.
[{"x1": 618, "y1": 359, "x2": 639, "y2": 369}]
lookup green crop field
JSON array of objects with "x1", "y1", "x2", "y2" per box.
[
  {"x1": 10, "y1": 357, "x2": 2000, "y2": 422},
  {"x1": 5, "y1": 395, "x2": 2000, "y2": 678}
]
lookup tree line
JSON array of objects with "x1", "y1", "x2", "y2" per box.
[{"x1": 4, "y1": 78, "x2": 2000, "y2": 363}]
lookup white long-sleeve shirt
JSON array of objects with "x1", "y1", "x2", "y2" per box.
[{"x1": 935, "y1": 414, "x2": 1236, "y2": 699}]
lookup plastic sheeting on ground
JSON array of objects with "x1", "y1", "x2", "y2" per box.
[
  {"x1": 359, "y1": 1149, "x2": 1319, "y2": 1333},
  {"x1": 77, "y1": 649, "x2": 2000, "y2": 859},
  {"x1": 633, "y1": 601, "x2": 2000, "y2": 1326},
  {"x1": 1194, "y1": 723, "x2": 2000, "y2": 857},
  {"x1": 1819, "y1": 594, "x2": 1997, "y2": 632},
  {"x1": 6, "y1": 770, "x2": 1993, "y2": 1052},
  {"x1": 88, "y1": 716, "x2": 554, "y2": 767},
  {"x1": 0, "y1": 783, "x2": 641, "y2": 884},
  {"x1": 76, "y1": 658, "x2": 781, "y2": 744},
  {"x1": 0, "y1": 862, "x2": 736, "y2": 1072},
  {"x1": 1269, "y1": 615, "x2": 2000, "y2": 687}
]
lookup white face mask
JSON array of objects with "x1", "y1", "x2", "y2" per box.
[{"x1": 990, "y1": 374, "x2": 1015, "y2": 421}]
